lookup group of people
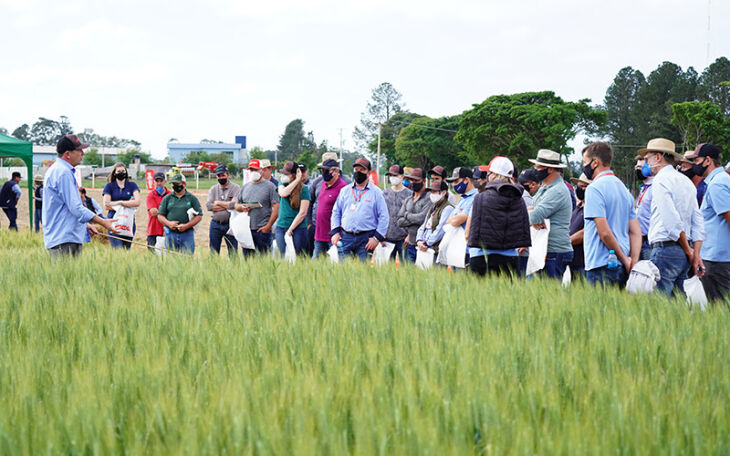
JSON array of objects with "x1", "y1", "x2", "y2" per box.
[{"x1": 32, "y1": 134, "x2": 730, "y2": 304}]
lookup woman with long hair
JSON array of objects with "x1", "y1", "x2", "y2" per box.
[
  {"x1": 275, "y1": 161, "x2": 310, "y2": 255},
  {"x1": 102, "y1": 162, "x2": 141, "y2": 249}
]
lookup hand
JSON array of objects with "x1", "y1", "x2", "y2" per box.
[
  {"x1": 168, "y1": 221, "x2": 180, "y2": 231},
  {"x1": 257, "y1": 225, "x2": 271, "y2": 234},
  {"x1": 693, "y1": 256, "x2": 706, "y2": 278},
  {"x1": 417, "y1": 241, "x2": 427, "y2": 252},
  {"x1": 365, "y1": 237, "x2": 379, "y2": 251},
  {"x1": 286, "y1": 230, "x2": 293, "y2": 237},
  {"x1": 295, "y1": 168, "x2": 302, "y2": 181},
  {"x1": 176, "y1": 223, "x2": 189, "y2": 232},
  {"x1": 149, "y1": 207, "x2": 158, "y2": 217},
  {"x1": 685, "y1": 248, "x2": 695, "y2": 266},
  {"x1": 331, "y1": 233, "x2": 341, "y2": 245},
  {"x1": 87, "y1": 223, "x2": 100, "y2": 236},
  {"x1": 235, "y1": 203, "x2": 251, "y2": 213},
  {"x1": 212, "y1": 201, "x2": 227, "y2": 211},
  {"x1": 403, "y1": 237, "x2": 410, "y2": 248},
  {"x1": 531, "y1": 222, "x2": 546, "y2": 230},
  {"x1": 518, "y1": 247, "x2": 527, "y2": 255},
  {"x1": 98, "y1": 218, "x2": 119, "y2": 234},
  {"x1": 621, "y1": 256, "x2": 632, "y2": 274}
]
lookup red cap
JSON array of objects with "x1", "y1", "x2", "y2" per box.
[
  {"x1": 353, "y1": 158, "x2": 372, "y2": 171},
  {"x1": 247, "y1": 159, "x2": 261, "y2": 169}
]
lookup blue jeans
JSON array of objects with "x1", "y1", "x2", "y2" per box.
[
  {"x1": 387, "y1": 239, "x2": 404, "y2": 262},
  {"x1": 651, "y1": 245, "x2": 689, "y2": 296},
  {"x1": 339, "y1": 231, "x2": 371, "y2": 261},
  {"x1": 518, "y1": 255, "x2": 529, "y2": 277},
  {"x1": 165, "y1": 229, "x2": 195, "y2": 254},
  {"x1": 275, "y1": 225, "x2": 307, "y2": 256},
  {"x1": 312, "y1": 240, "x2": 332, "y2": 259},
  {"x1": 542, "y1": 251, "x2": 574, "y2": 279},
  {"x1": 109, "y1": 220, "x2": 135, "y2": 249},
  {"x1": 586, "y1": 265, "x2": 627, "y2": 287},
  {"x1": 639, "y1": 239, "x2": 652, "y2": 261},
  {"x1": 34, "y1": 208, "x2": 42, "y2": 232},
  {"x1": 209, "y1": 220, "x2": 238, "y2": 256},
  {"x1": 242, "y1": 229, "x2": 273, "y2": 257},
  {"x1": 306, "y1": 223, "x2": 316, "y2": 256},
  {"x1": 2, "y1": 207, "x2": 17, "y2": 230},
  {"x1": 405, "y1": 243, "x2": 417, "y2": 263}
]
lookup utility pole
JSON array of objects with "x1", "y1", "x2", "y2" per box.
[
  {"x1": 376, "y1": 123, "x2": 382, "y2": 186},
  {"x1": 707, "y1": 0, "x2": 712, "y2": 64},
  {"x1": 339, "y1": 128, "x2": 343, "y2": 163}
]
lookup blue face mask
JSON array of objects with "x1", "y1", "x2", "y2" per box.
[
  {"x1": 402, "y1": 178, "x2": 411, "y2": 188},
  {"x1": 156, "y1": 186, "x2": 165, "y2": 196},
  {"x1": 454, "y1": 180, "x2": 468, "y2": 194},
  {"x1": 641, "y1": 161, "x2": 651, "y2": 178}
]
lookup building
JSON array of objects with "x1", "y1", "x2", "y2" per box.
[
  {"x1": 31, "y1": 145, "x2": 123, "y2": 167},
  {"x1": 167, "y1": 136, "x2": 247, "y2": 167}
]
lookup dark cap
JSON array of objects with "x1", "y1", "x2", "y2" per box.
[
  {"x1": 518, "y1": 168, "x2": 539, "y2": 184},
  {"x1": 353, "y1": 157, "x2": 372, "y2": 171},
  {"x1": 386, "y1": 164, "x2": 404, "y2": 176},
  {"x1": 320, "y1": 159, "x2": 339, "y2": 169},
  {"x1": 445, "y1": 167, "x2": 472, "y2": 182},
  {"x1": 687, "y1": 143, "x2": 722, "y2": 160},
  {"x1": 472, "y1": 165, "x2": 488, "y2": 180},
  {"x1": 281, "y1": 161, "x2": 298, "y2": 175},
  {"x1": 405, "y1": 168, "x2": 425, "y2": 180},
  {"x1": 429, "y1": 180, "x2": 448, "y2": 192},
  {"x1": 56, "y1": 134, "x2": 90, "y2": 154},
  {"x1": 428, "y1": 165, "x2": 447, "y2": 179},
  {"x1": 297, "y1": 162, "x2": 307, "y2": 172},
  {"x1": 153, "y1": 172, "x2": 166, "y2": 181},
  {"x1": 215, "y1": 164, "x2": 229, "y2": 175}
]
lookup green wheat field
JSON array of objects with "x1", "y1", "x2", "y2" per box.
[{"x1": 0, "y1": 231, "x2": 728, "y2": 455}]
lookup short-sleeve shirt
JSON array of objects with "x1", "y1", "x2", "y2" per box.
[
  {"x1": 158, "y1": 191, "x2": 202, "y2": 224},
  {"x1": 699, "y1": 168, "x2": 730, "y2": 262},
  {"x1": 102, "y1": 180, "x2": 139, "y2": 217},
  {"x1": 276, "y1": 183, "x2": 311, "y2": 229},
  {"x1": 452, "y1": 189, "x2": 478, "y2": 227},
  {"x1": 237, "y1": 180, "x2": 279, "y2": 230},
  {"x1": 583, "y1": 171, "x2": 637, "y2": 270}
]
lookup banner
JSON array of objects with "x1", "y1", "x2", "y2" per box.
[{"x1": 145, "y1": 169, "x2": 154, "y2": 190}]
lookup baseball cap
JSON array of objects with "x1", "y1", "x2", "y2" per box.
[
  {"x1": 320, "y1": 159, "x2": 339, "y2": 169},
  {"x1": 281, "y1": 161, "x2": 298, "y2": 175},
  {"x1": 215, "y1": 164, "x2": 229, "y2": 175},
  {"x1": 56, "y1": 134, "x2": 90, "y2": 154},
  {"x1": 686, "y1": 143, "x2": 722, "y2": 160},
  {"x1": 428, "y1": 165, "x2": 447, "y2": 179},
  {"x1": 247, "y1": 159, "x2": 261, "y2": 169},
  {"x1": 405, "y1": 168, "x2": 425, "y2": 180},
  {"x1": 153, "y1": 172, "x2": 166, "y2": 181},
  {"x1": 446, "y1": 167, "x2": 472, "y2": 182},
  {"x1": 259, "y1": 159, "x2": 273, "y2": 168},
  {"x1": 517, "y1": 168, "x2": 539, "y2": 184},
  {"x1": 386, "y1": 164, "x2": 404, "y2": 176},
  {"x1": 170, "y1": 173, "x2": 186, "y2": 183},
  {"x1": 353, "y1": 158, "x2": 372, "y2": 171},
  {"x1": 429, "y1": 180, "x2": 448, "y2": 192},
  {"x1": 488, "y1": 156, "x2": 514, "y2": 178},
  {"x1": 472, "y1": 166, "x2": 487, "y2": 180}
]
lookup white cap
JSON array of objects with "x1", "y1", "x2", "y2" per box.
[{"x1": 489, "y1": 156, "x2": 514, "y2": 178}]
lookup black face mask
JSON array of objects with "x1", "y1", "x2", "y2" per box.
[
  {"x1": 322, "y1": 171, "x2": 334, "y2": 182},
  {"x1": 534, "y1": 168, "x2": 549, "y2": 182},
  {"x1": 172, "y1": 184, "x2": 184, "y2": 193},
  {"x1": 575, "y1": 187, "x2": 585, "y2": 201},
  {"x1": 681, "y1": 167, "x2": 696, "y2": 179},
  {"x1": 691, "y1": 161, "x2": 708, "y2": 178},
  {"x1": 522, "y1": 184, "x2": 532, "y2": 193},
  {"x1": 354, "y1": 171, "x2": 368, "y2": 184},
  {"x1": 635, "y1": 168, "x2": 646, "y2": 182},
  {"x1": 582, "y1": 161, "x2": 596, "y2": 181},
  {"x1": 411, "y1": 182, "x2": 424, "y2": 192},
  {"x1": 218, "y1": 178, "x2": 228, "y2": 185},
  {"x1": 115, "y1": 172, "x2": 127, "y2": 180}
]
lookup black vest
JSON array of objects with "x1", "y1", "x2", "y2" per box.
[{"x1": 0, "y1": 180, "x2": 18, "y2": 208}]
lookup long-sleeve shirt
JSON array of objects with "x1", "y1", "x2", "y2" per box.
[
  {"x1": 636, "y1": 179, "x2": 653, "y2": 236},
  {"x1": 383, "y1": 186, "x2": 412, "y2": 241},
  {"x1": 42, "y1": 159, "x2": 96, "y2": 249},
  {"x1": 528, "y1": 177, "x2": 573, "y2": 253},
  {"x1": 396, "y1": 191, "x2": 431, "y2": 244},
  {"x1": 648, "y1": 165, "x2": 705, "y2": 244},
  {"x1": 330, "y1": 183, "x2": 389, "y2": 241},
  {"x1": 417, "y1": 203, "x2": 454, "y2": 248},
  {"x1": 206, "y1": 182, "x2": 240, "y2": 223}
]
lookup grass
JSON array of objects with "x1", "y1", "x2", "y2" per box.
[{"x1": 0, "y1": 230, "x2": 728, "y2": 455}]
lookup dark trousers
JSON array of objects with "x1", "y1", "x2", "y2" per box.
[
  {"x1": 701, "y1": 260, "x2": 730, "y2": 304},
  {"x1": 387, "y1": 239, "x2": 404, "y2": 262},
  {"x1": 586, "y1": 265, "x2": 627, "y2": 288},
  {"x1": 2, "y1": 207, "x2": 17, "y2": 230},
  {"x1": 470, "y1": 254, "x2": 519, "y2": 277},
  {"x1": 209, "y1": 220, "x2": 238, "y2": 256},
  {"x1": 405, "y1": 243, "x2": 417, "y2": 263},
  {"x1": 147, "y1": 235, "x2": 163, "y2": 252},
  {"x1": 542, "y1": 251, "x2": 574, "y2": 279},
  {"x1": 306, "y1": 223, "x2": 316, "y2": 257},
  {"x1": 518, "y1": 255, "x2": 529, "y2": 277},
  {"x1": 339, "y1": 231, "x2": 371, "y2": 261},
  {"x1": 275, "y1": 225, "x2": 308, "y2": 256},
  {"x1": 48, "y1": 242, "x2": 82, "y2": 258},
  {"x1": 34, "y1": 208, "x2": 42, "y2": 232},
  {"x1": 242, "y1": 230, "x2": 273, "y2": 257}
]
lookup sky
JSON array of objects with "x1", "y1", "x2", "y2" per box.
[{"x1": 1, "y1": 0, "x2": 728, "y2": 159}]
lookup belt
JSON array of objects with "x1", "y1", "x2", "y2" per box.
[
  {"x1": 212, "y1": 220, "x2": 229, "y2": 225},
  {"x1": 651, "y1": 240, "x2": 679, "y2": 248},
  {"x1": 343, "y1": 229, "x2": 374, "y2": 236},
  {"x1": 641, "y1": 235, "x2": 648, "y2": 243}
]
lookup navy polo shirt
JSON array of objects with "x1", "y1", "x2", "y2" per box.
[{"x1": 103, "y1": 180, "x2": 139, "y2": 217}]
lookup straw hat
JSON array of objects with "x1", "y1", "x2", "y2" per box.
[
  {"x1": 528, "y1": 149, "x2": 567, "y2": 168},
  {"x1": 636, "y1": 138, "x2": 682, "y2": 161},
  {"x1": 570, "y1": 173, "x2": 592, "y2": 186}
]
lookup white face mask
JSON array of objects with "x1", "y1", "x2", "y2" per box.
[
  {"x1": 429, "y1": 193, "x2": 442, "y2": 204},
  {"x1": 280, "y1": 175, "x2": 291, "y2": 184},
  {"x1": 250, "y1": 171, "x2": 262, "y2": 182},
  {"x1": 389, "y1": 176, "x2": 402, "y2": 186}
]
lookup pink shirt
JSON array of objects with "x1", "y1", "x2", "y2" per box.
[{"x1": 315, "y1": 177, "x2": 348, "y2": 241}]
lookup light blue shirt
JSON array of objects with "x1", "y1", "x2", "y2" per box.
[
  {"x1": 330, "y1": 183, "x2": 390, "y2": 240},
  {"x1": 470, "y1": 247, "x2": 519, "y2": 258},
  {"x1": 42, "y1": 159, "x2": 96, "y2": 249},
  {"x1": 11, "y1": 181, "x2": 21, "y2": 199},
  {"x1": 416, "y1": 204, "x2": 454, "y2": 247},
  {"x1": 583, "y1": 171, "x2": 637, "y2": 270},
  {"x1": 452, "y1": 188, "x2": 477, "y2": 228},
  {"x1": 636, "y1": 179, "x2": 653, "y2": 236},
  {"x1": 648, "y1": 165, "x2": 705, "y2": 244},
  {"x1": 699, "y1": 167, "x2": 730, "y2": 262}
]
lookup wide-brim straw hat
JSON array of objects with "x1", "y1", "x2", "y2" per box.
[
  {"x1": 528, "y1": 149, "x2": 567, "y2": 168},
  {"x1": 570, "y1": 173, "x2": 592, "y2": 186},
  {"x1": 637, "y1": 138, "x2": 683, "y2": 161}
]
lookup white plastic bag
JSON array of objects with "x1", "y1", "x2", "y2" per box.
[
  {"x1": 154, "y1": 236, "x2": 167, "y2": 256},
  {"x1": 187, "y1": 207, "x2": 201, "y2": 232},
  {"x1": 327, "y1": 244, "x2": 339, "y2": 264},
  {"x1": 415, "y1": 248, "x2": 435, "y2": 269},
  {"x1": 562, "y1": 266, "x2": 571, "y2": 287},
  {"x1": 626, "y1": 260, "x2": 660, "y2": 294},
  {"x1": 228, "y1": 211, "x2": 255, "y2": 250},
  {"x1": 373, "y1": 242, "x2": 395, "y2": 266},
  {"x1": 526, "y1": 219, "x2": 551, "y2": 276},
  {"x1": 436, "y1": 224, "x2": 467, "y2": 268},
  {"x1": 110, "y1": 205, "x2": 136, "y2": 236},
  {"x1": 684, "y1": 276, "x2": 708, "y2": 311},
  {"x1": 284, "y1": 234, "x2": 296, "y2": 264}
]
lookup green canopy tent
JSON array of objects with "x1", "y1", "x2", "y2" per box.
[{"x1": 0, "y1": 133, "x2": 34, "y2": 227}]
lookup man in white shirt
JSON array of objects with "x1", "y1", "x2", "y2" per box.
[{"x1": 638, "y1": 138, "x2": 705, "y2": 296}]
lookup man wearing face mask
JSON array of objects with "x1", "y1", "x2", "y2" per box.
[
  {"x1": 312, "y1": 158, "x2": 348, "y2": 258},
  {"x1": 568, "y1": 173, "x2": 591, "y2": 278},
  {"x1": 679, "y1": 151, "x2": 708, "y2": 207},
  {"x1": 416, "y1": 180, "x2": 454, "y2": 258},
  {"x1": 582, "y1": 142, "x2": 641, "y2": 286},
  {"x1": 330, "y1": 158, "x2": 389, "y2": 261},
  {"x1": 445, "y1": 167, "x2": 477, "y2": 228},
  {"x1": 146, "y1": 172, "x2": 171, "y2": 252},
  {"x1": 207, "y1": 164, "x2": 241, "y2": 256},
  {"x1": 383, "y1": 164, "x2": 412, "y2": 261},
  {"x1": 396, "y1": 168, "x2": 432, "y2": 263},
  {"x1": 309, "y1": 153, "x2": 351, "y2": 258},
  {"x1": 634, "y1": 154, "x2": 654, "y2": 260},
  {"x1": 686, "y1": 143, "x2": 730, "y2": 303},
  {"x1": 232, "y1": 159, "x2": 280, "y2": 256},
  {"x1": 527, "y1": 149, "x2": 574, "y2": 278},
  {"x1": 157, "y1": 174, "x2": 203, "y2": 254},
  {"x1": 638, "y1": 138, "x2": 705, "y2": 296}
]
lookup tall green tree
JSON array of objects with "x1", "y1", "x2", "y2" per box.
[
  {"x1": 82, "y1": 148, "x2": 102, "y2": 166},
  {"x1": 671, "y1": 101, "x2": 730, "y2": 150},
  {"x1": 698, "y1": 57, "x2": 730, "y2": 116},
  {"x1": 600, "y1": 67, "x2": 647, "y2": 145},
  {"x1": 394, "y1": 116, "x2": 466, "y2": 170},
  {"x1": 11, "y1": 124, "x2": 31, "y2": 141},
  {"x1": 30, "y1": 117, "x2": 63, "y2": 145},
  {"x1": 277, "y1": 119, "x2": 306, "y2": 160},
  {"x1": 353, "y1": 82, "x2": 405, "y2": 151},
  {"x1": 367, "y1": 112, "x2": 423, "y2": 166},
  {"x1": 456, "y1": 91, "x2": 605, "y2": 171}
]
